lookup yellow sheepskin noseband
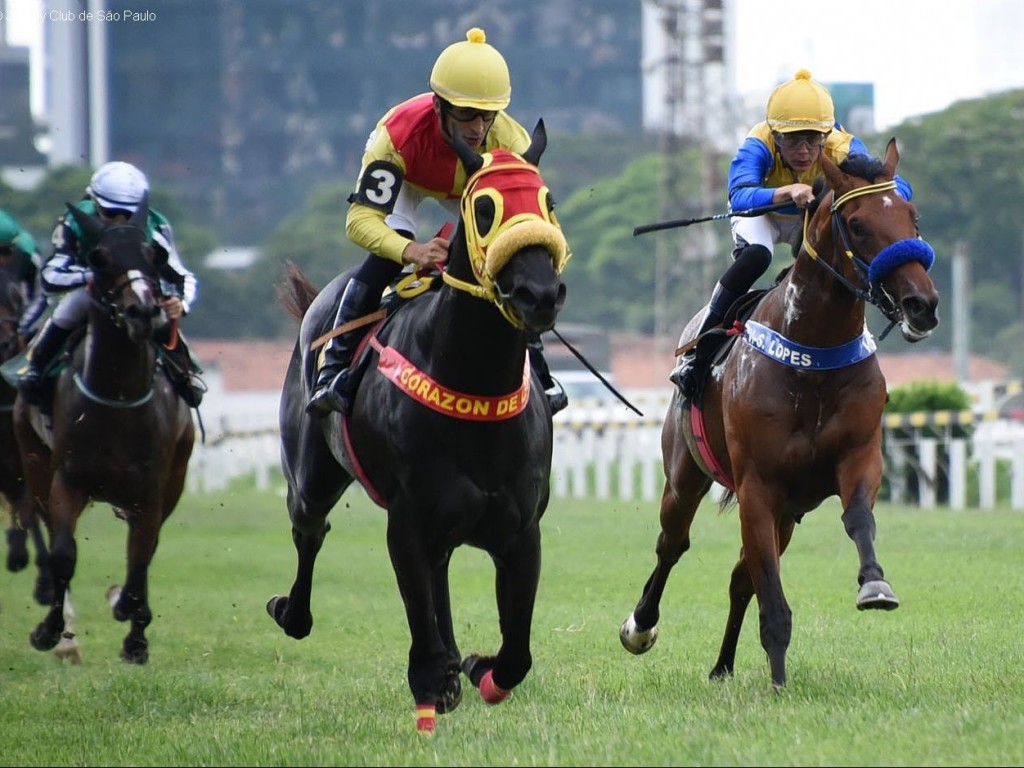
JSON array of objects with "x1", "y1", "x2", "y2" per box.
[{"x1": 459, "y1": 150, "x2": 570, "y2": 293}]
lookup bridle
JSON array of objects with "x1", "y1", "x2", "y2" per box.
[{"x1": 802, "y1": 180, "x2": 935, "y2": 340}]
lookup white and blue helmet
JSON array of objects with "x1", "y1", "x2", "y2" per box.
[{"x1": 88, "y1": 161, "x2": 149, "y2": 213}]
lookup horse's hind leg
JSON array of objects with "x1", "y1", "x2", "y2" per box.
[
  {"x1": 620, "y1": 465, "x2": 711, "y2": 655},
  {"x1": 841, "y1": 480, "x2": 899, "y2": 610},
  {"x1": 266, "y1": 483, "x2": 342, "y2": 638}
]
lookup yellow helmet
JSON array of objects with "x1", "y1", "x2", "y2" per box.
[
  {"x1": 765, "y1": 69, "x2": 835, "y2": 133},
  {"x1": 429, "y1": 28, "x2": 511, "y2": 110}
]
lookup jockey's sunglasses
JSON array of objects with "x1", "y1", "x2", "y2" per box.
[
  {"x1": 448, "y1": 106, "x2": 498, "y2": 123},
  {"x1": 774, "y1": 131, "x2": 829, "y2": 150},
  {"x1": 0, "y1": 245, "x2": 12, "y2": 256}
]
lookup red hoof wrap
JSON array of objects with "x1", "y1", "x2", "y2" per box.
[
  {"x1": 480, "y1": 670, "x2": 510, "y2": 704},
  {"x1": 415, "y1": 705, "x2": 436, "y2": 734}
]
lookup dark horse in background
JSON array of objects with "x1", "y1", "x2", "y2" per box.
[
  {"x1": 0, "y1": 269, "x2": 54, "y2": 607},
  {"x1": 620, "y1": 139, "x2": 940, "y2": 689},
  {"x1": 12, "y1": 199, "x2": 195, "y2": 664},
  {"x1": 269, "y1": 121, "x2": 569, "y2": 733}
]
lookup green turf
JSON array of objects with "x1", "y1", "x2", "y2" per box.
[{"x1": 1, "y1": 479, "x2": 1021, "y2": 766}]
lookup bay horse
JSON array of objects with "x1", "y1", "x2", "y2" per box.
[
  {"x1": 268, "y1": 121, "x2": 569, "y2": 732},
  {"x1": 12, "y1": 198, "x2": 195, "y2": 664},
  {"x1": 620, "y1": 138, "x2": 939, "y2": 689},
  {"x1": 0, "y1": 268, "x2": 54, "y2": 606}
]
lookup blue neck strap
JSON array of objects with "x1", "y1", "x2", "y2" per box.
[{"x1": 742, "y1": 320, "x2": 877, "y2": 371}]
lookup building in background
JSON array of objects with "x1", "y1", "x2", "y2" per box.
[
  {"x1": 44, "y1": 0, "x2": 643, "y2": 243},
  {"x1": 0, "y1": 6, "x2": 46, "y2": 186}
]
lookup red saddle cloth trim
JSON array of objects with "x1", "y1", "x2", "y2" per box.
[
  {"x1": 689, "y1": 402, "x2": 735, "y2": 492},
  {"x1": 370, "y1": 337, "x2": 530, "y2": 421}
]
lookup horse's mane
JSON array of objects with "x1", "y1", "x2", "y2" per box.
[{"x1": 808, "y1": 151, "x2": 885, "y2": 217}]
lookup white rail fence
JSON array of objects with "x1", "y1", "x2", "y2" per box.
[{"x1": 186, "y1": 389, "x2": 1024, "y2": 510}]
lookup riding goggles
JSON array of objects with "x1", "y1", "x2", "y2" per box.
[{"x1": 774, "y1": 131, "x2": 829, "y2": 150}]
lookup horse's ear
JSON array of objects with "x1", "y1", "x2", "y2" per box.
[
  {"x1": 65, "y1": 202, "x2": 103, "y2": 241},
  {"x1": 130, "y1": 192, "x2": 150, "y2": 229},
  {"x1": 882, "y1": 137, "x2": 899, "y2": 179},
  {"x1": 448, "y1": 127, "x2": 484, "y2": 177},
  {"x1": 818, "y1": 149, "x2": 843, "y2": 190},
  {"x1": 522, "y1": 119, "x2": 547, "y2": 167}
]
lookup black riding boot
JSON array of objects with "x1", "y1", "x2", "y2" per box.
[
  {"x1": 527, "y1": 333, "x2": 568, "y2": 416},
  {"x1": 307, "y1": 279, "x2": 376, "y2": 416},
  {"x1": 670, "y1": 244, "x2": 772, "y2": 398},
  {"x1": 18, "y1": 320, "x2": 72, "y2": 406},
  {"x1": 669, "y1": 283, "x2": 739, "y2": 398}
]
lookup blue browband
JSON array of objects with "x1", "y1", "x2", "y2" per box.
[
  {"x1": 868, "y1": 238, "x2": 935, "y2": 283},
  {"x1": 742, "y1": 320, "x2": 877, "y2": 371}
]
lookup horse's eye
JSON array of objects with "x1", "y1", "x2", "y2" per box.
[{"x1": 544, "y1": 190, "x2": 556, "y2": 215}]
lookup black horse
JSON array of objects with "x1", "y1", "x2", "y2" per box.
[
  {"x1": 12, "y1": 199, "x2": 195, "y2": 663},
  {"x1": 0, "y1": 268, "x2": 53, "y2": 606},
  {"x1": 268, "y1": 121, "x2": 569, "y2": 733}
]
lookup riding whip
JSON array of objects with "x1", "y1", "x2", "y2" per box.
[{"x1": 632, "y1": 201, "x2": 792, "y2": 236}]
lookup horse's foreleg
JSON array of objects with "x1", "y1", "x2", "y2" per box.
[
  {"x1": 6, "y1": 524, "x2": 28, "y2": 571},
  {"x1": 735, "y1": 491, "x2": 791, "y2": 689},
  {"x1": 386, "y1": 515, "x2": 453, "y2": 733},
  {"x1": 465, "y1": 522, "x2": 542, "y2": 706},
  {"x1": 431, "y1": 555, "x2": 463, "y2": 715},
  {"x1": 29, "y1": 473, "x2": 85, "y2": 653},
  {"x1": 840, "y1": 479, "x2": 899, "y2": 610},
  {"x1": 115, "y1": 507, "x2": 163, "y2": 664},
  {"x1": 709, "y1": 519, "x2": 795, "y2": 681},
  {"x1": 620, "y1": 470, "x2": 709, "y2": 655},
  {"x1": 28, "y1": 518, "x2": 54, "y2": 605}
]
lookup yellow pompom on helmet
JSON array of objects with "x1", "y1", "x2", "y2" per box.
[
  {"x1": 765, "y1": 69, "x2": 835, "y2": 133},
  {"x1": 429, "y1": 27, "x2": 511, "y2": 110}
]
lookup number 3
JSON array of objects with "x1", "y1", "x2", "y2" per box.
[{"x1": 356, "y1": 160, "x2": 403, "y2": 212}]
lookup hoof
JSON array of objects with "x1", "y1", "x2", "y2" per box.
[
  {"x1": 415, "y1": 705, "x2": 436, "y2": 734},
  {"x1": 30, "y1": 623, "x2": 60, "y2": 652},
  {"x1": 266, "y1": 595, "x2": 312, "y2": 638},
  {"x1": 6, "y1": 528, "x2": 28, "y2": 571},
  {"x1": 54, "y1": 631, "x2": 81, "y2": 665},
  {"x1": 436, "y1": 669, "x2": 463, "y2": 714},
  {"x1": 479, "y1": 670, "x2": 510, "y2": 705},
  {"x1": 121, "y1": 637, "x2": 149, "y2": 665},
  {"x1": 619, "y1": 613, "x2": 659, "y2": 655},
  {"x1": 857, "y1": 580, "x2": 900, "y2": 611}
]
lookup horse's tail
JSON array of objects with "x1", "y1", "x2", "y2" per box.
[{"x1": 276, "y1": 260, "x2": 320, "y2": 322}]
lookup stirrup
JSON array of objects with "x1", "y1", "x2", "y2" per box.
[
  {"x1": 306, "y1": 369, "x2": 353, "y2": 417},
  {"x1": 669, "y1": 354, "x2": 697, "y2": 397}
]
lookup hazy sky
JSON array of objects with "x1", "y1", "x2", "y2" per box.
[
  {"x1": 734, "y1": 0, "x2": 1024, "y2": 129},
  {"x1": 7, "y1": 1, "x2": 1024, "y2": 130}
]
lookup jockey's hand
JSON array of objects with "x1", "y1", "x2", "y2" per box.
[
  {"x1": 402, "y1": 237, "x2": 450, "y2": 270},
  {"x1": 161, "y1": 296, "x2": 186, "y2": 320},
  {"x1": 779, "y1": 183, "x2": 814, "y2": 208}
]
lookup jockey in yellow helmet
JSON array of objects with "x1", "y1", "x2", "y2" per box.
[
  {"x1": 308, "y1": 28, "x2": 567, "y2": 417},
  {"x1": 670, "y1": 69, "x2": 913, "y2": 399}
]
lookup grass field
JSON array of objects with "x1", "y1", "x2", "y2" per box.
[{"x1": 1, "y1": 478, "x2": 1022, "y2": 766}]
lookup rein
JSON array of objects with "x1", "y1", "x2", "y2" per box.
[
  {"x1": 72, "y1": 370, "x2": 154, "y2": 408},
  {"x1": 78, "y1": 270, "x2": 161, "y2": 407}
]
